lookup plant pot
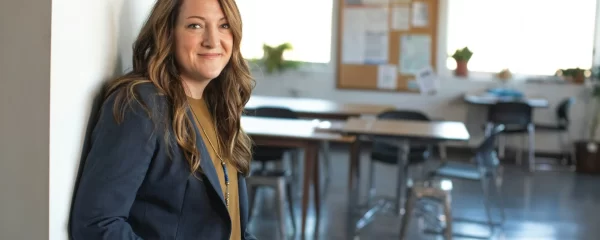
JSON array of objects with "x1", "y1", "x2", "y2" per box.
[
  {"x1": 575, "y1": 140, "x2": 600, "y2": 174},
  {"x1": 455, "y1": 60, "x2": 468, "y2": 77},
  {"x1": 573, "y1": 72, "x2": 585, "y2": 84}
]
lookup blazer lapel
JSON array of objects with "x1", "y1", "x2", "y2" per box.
[{"x1": 186, "y1": 109, "x2": 227, "y2": 208}]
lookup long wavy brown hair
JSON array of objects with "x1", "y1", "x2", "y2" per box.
[{"x1": 105, "y1": 0, "x2": 254, "y2": 176}]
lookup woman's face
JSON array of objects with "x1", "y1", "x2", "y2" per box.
[{"x1": 174, "y1": 0, "x2": 233, "y2": 83}]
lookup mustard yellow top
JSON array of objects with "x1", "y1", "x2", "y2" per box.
[{"x1": 188, "y1": 97, "x2": 241, "y2": 240}]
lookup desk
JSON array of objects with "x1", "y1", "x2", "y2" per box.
[
  {"x1": 241, "y1": 116, "x2": 356, "y2": 237},
  {"x1": 320, "y1": 118, "x2": 470, "y2": 237},
  {"x1": 246, "y1": 95, "x2": 396, "y2": 120},
  {"x1": 464, "y1": 92, "x2": 549, "y2": 108}
]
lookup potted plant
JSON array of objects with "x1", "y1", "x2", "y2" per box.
[
  {"x1": 558, "y1": 67, "x2": 586, "y2": 84},
  {"x1": 249, "y1": 42, "x2": 301, "y2": 74},
  {"x1": 575, "y1": 66, "x2": 600, "y2": 174},
  {"x1": 451, "y1": 47, "x2": 473, "y2": 77}
]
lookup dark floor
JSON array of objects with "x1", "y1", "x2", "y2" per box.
[{"x1": 247, "y1": 145, "x2": 600, "y2": 240}]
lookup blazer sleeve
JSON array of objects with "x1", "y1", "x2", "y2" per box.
[
  {"x1": 69, "y1": 93, "x2": 157, "y2": 240},
  {"x1": 244, "y1": 230, "x2": 258, "y2": 240}
]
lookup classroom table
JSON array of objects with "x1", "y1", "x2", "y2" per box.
[
  {"x1": 245, "y1": 95, "x2": 396, "y2": 120},
  {"x1": 463, "y1": 91, "x2": 549, "y2": 108},
  {"x1": 241, "y1": 116, "x2": 357, "y2": 238},
  {"x1": 317, "y1": 117, "x2": 470, "y2": 238}
]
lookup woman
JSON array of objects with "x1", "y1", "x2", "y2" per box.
[{"x1": 69, "y1": 0, "x2": 256, "y2": 239}]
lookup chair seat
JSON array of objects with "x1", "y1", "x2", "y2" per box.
[
  {"x1": 481, "y1": 124, "x2": 528, "y2": 134},
  {"x1": 431, "y1": 161, "x2": 482, "y2": 181},
  {"x1": 250, "y1": 168, "x2": 289, "y2": 178},
  {"x1": 535, "y1": 123, "x2": 566, "y2": 131},
  {"x1": 371, "y1": 143, "x2": 430, "y2": 165},
  {"x1": 252, "y1": 146, "x2": 291, "y2": 162}
]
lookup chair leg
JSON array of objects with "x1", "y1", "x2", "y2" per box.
[
  {"x1": 480, "y1": 176, "x2": 495, "y2": 234},
  {"x1": 366, "y1": 159, "x2": 376, "y2": 207},
  {"x1": 285, "y1": 182, "x2": 297, "y2": 234},
  {"x1": 516, "y1": 135, "x2": 525, "y2": 166},
  {"x1": 442, "y1": 193, "x2": 453, "y2": 240},
  {"x1": 558, "y1": 131, "x2": 568, "y2": 165},
  {"x1": 320, "y1": 141, "x2": 332, "y2": 186},
  {"x1": 527, "y1": 123, "x2": 536, "y2": 172},
  {"x1": 276, "y1": 179, "x2": 287, "y2": 240},
  {"x1": 498, "y1": 135, "x2": 506, "y2": 159},
  {"x1": 399, "y1": 188, "x2": 416, "y2": 240},
  {"x1": 493, "y1": 168, "x2": 506, "y2": 225}
]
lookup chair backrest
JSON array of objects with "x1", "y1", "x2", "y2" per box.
[
  {"x1": 556, "y1": 97, "x2": 575, "y2": 127},
  {"x1": 372, "y1": 110, "x2": 431, "y2": 159},
  {"x1": 249, "y1": 107, "x2": 298, "y2": 119},
  {"x1": 474, "y1": 124, "x2": 505, "y2": 170},
  {"x1": 487, "y1": 102, "x2": 533, "y2": 126}
]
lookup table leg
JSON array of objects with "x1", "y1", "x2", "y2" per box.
[
  {"x1": 311, "y1": 143, "x2": 321, "y2": 235},
  {"x1": 346, "y1": 139, "x2": 361, "y2": 238}
]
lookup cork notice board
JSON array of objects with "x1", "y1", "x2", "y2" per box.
[{"x1": 336, "y1": 0, "x2": 439, "y2": 92}]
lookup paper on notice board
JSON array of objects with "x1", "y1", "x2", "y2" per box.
[
  {"x1": 415, "y1": 66, "x2": 439, "y2": 94},
  {"x1": 377, "y1": 65, "x2": 397, "y2": 90},
  {"x1": 399, "y1": 34, "x2": 431, "y2": 75},
  {"x1": 363, "y1": 7, "x2": 389, "y2": 64},
  {"x1": 364, "y1": 31, "x2": 389, "y2": 64},
  {"x1": 392, "y1": 6, "x2": 410, "y2": 30},
  {"x1": 411, "y1": 2, "x2": 429, "y2": 27},
  {"x1": 362, "y1": 0, "x2": 390, "y2": 5},
  {"x1": 345, "y1": 0, "x2": 362, "y2": 5},
  {"x1": 341, "y1": 8, "x2": 366, "y2": 64}
]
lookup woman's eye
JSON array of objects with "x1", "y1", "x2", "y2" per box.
[
  {"x1": 221, "y1": 23, "x2": 230, "y2": 29},
  {"x1": 187, "y1": 24, "x2": 201, "y2": 29}
]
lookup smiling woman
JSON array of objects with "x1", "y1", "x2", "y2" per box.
[{"x1": 68, "y1": 0, "x2": 257, "y2": 239}]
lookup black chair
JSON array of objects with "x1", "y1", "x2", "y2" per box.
[
  {"x1": 366, "y1": 110, "x2": 434, "y2": 209},
  {"x1": 399, "y1": 124, "x2": 507, "y2": 239},
  {"x1": 535, "y1": 97, "x2": 576, "y2": 165},
  {"x1": 485, "y1": 102, "x2": 535, "y2": 172}
]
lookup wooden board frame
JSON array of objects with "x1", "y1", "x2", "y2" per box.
[{"x1": 335, "y1": 0, "x2": 439, "y2": 92}]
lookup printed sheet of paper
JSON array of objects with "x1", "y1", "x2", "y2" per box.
[
  {"x1": 415, "y1": 66, "x2": 439, "y2": 94},
  {"x1": 342, "y1": 7, "x2": 389, "y2": 64},
  {"x1": 399, "y1": 34, "x2": 431, "y2": 75},
  {"x1": 377, "y1": 65, "x2": 398, "y2": 90},
  {"x1": 363, "y1": 7, "x2": 389, "y2": 64},
  {"x1": 362, "y1": 0, "x2": 390, "y2": 5},
  {"x1": 341, "y1": 8, "x2": 366, "y2": 64},
  {"x1": 345, "y1": 0, "x2": 362, "y2": 5},
  {"x1": 392, "y1": 6, "x2": 410, "y2": 30},
  {"x1": 411, "y1": 2, "x2": 429, "y2": 27}
]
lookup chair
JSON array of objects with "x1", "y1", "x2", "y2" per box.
[
  {"x1": 484, "y1": 102, "x2": 535, "y2": 172},
  {"x1": 246, "y1": 107, "x2": 298, "y2": 239},
  {"x1": 247, "y1": 169, "x2": 296, "y2": 240},
  {"x1": 366, "y1": 110, "x2": 433, "y2": 211},
  {"x1": 535, "y1": 97, "x2": 576, "y2": 165},
  {"x1": 399, "y1": 125, "x2": 506, "y2": 239}
]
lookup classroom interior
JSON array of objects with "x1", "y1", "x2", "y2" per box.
[{"x1": 2, "y1": 0, "x2": 600, "y2": 239}]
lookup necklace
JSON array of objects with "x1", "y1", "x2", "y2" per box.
[{"x1": 188, "y1": 102, "x2": 230, "y2": 207}]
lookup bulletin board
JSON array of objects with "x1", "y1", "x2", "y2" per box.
[{"x1": 336, "y1": 0, "x2": 439, "y2": 92}]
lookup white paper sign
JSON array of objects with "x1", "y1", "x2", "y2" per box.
[
  {"x1": 341, "y1": 8, "x2": 366, "y2": 64},
  {"x1": 362, "y1": 0, "x2": 390, "y2": 4},
  {"x1": 399, "y1": 34, "x2": 431, "y2": 75},
  {"x1": 341, "y1": 7, "x2": 389, "y2": 64},
  {"x1": 377, "y1": 65, "x2": 398, "y2": 90},
  {"x1": 392, "y1": 6, "x2": 410, "y2": 30},
  {"x1": 364, "y1": 31, "x2": 389, "y2": 64},
  {"x1": 411, "y1": 2, "x2": 429, "y2": 27},
  {"x1": 415, "y1": 66, "x2": 439, "y2": 94}
]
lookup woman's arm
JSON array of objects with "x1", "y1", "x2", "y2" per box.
[{"x1": 69, "y1": 92, "x2": 157, "y2": 240}]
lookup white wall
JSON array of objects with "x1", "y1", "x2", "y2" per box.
[
  {"x1": 1, "y1": 0, "x2": 154, "y2": 239},
  {"x1": 49, "y1": 1, "x2": 155, "y2": 239},
  {"x1": 0, "y1": 0, "x2": 52, "y2": 239}
]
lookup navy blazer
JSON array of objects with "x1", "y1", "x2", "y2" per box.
[{"x1": 69, "y1": 83, "x2": 256, "y2": 240}]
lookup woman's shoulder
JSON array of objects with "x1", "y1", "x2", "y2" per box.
[{"x1": 100, "y1": 81, "x2": 170, "y2": 124}]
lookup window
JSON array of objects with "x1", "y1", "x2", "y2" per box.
[
  {"x1": 445, "y1": 0, "x2": 598, "y2": 76},
  {"x1": 236, "y1": 0, "x2": 334, "y2": 63}
]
